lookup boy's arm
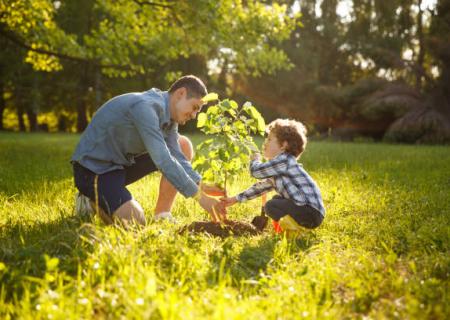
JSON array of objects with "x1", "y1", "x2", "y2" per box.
[
  {"x1": 249, "y1": 154, "x2": 288, "y2": 179},
  {"x1": 236, "y1": 179, "x2": 274, "y2": 202}
]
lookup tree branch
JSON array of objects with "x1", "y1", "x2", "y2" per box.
[
  {"x1": 132, "y1": 0, "x2": 174, "y2": 9},
  {"x1": 0, "y1": 27, "x2": 130, "y2": 71},
  {"x1": 132, "y1": 0, "x2": 192, "y2": 53},
  {"x1": 371, "y1": 46, "x2": 436, "y2": 85}
]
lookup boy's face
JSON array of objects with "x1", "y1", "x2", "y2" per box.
[
  {"x1": 263, "y1": 133, "x2": 286, "y2": 160},
  {"x1": 170, "y1": 88, "x2": 204, "y2": 125}
]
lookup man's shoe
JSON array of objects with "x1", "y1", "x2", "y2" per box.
[
  {"x1": 75, "y1": 192, "x2": 94, "y2": 219},
  {"x1": 154, "y1": 212, "x2": 177, "y2": 223}
]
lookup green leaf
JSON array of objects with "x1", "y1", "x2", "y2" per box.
[
  {"x1": 202, "y1": 93, "x2": 219, "y2": 102},
  {"x1": 207, "y1": 106, "x2": 220, "y2": 115},
  {"x1": 257, "y1": 116, "x2": 266, "y2": 133},
  {"x1": 197, "y1": 113, "x2": 207, "y2": 128},
  {"x1": 247, "y1": 106, "x2": 260, "y2": 120},
  {"x1": 227, "y1": 109, "x2": 237, "y2": 117}
]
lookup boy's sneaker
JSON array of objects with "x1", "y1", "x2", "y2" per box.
[
  {"x1": 75, "y1": 192, "x2": 94, "y2": 219},
  {"x1": 154, "y1": 212, "x2": 177, "y2": 223},
  {"x1": 279, "y1": 215, "x2": 302, "y2": 238}
]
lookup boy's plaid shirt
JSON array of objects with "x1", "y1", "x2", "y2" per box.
[{"x1": 236, "y1": 152, "x2": 325, "y2": 216}]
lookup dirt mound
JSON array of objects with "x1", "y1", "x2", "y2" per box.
[{"x1": 179, "y1": 219, "x2": 265, "y2": 237}]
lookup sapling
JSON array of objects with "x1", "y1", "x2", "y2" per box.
[
  {"x1": 191, "y1": 93, "x2": 269, "y2": 232},
  {"x1": 193, "y1": 93, "x2": 266, "y2": 196}
]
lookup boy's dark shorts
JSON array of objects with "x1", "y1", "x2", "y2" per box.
[
  {"x1": 264, "y1": 195, "x2": 324, "y2": 229},
  {"x1": 73, "y1": 153, "x2": 158, "y2": 215}
]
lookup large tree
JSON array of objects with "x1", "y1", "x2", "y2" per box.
[{"x1": 1, "y1": 0, "x2": 299, "y2": 131}]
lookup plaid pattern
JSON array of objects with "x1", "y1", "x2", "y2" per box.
[{"x1": 236, "y1": 153, "x2": 325, "y2": 216}]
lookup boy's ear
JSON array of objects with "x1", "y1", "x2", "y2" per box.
[{"x1": 281, "y1": 141, "x2": 288, "y2": 150}]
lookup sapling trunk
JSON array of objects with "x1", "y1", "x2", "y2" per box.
[
  {"x1": 261, "y1": 193, "x2": 267, "y2": 216},
  {"x1": 224, "y1": 171, "x2": 228, "y2": 198},
  {"x1": 223, "y1": 170, "x2": 228, "y2": 223}
]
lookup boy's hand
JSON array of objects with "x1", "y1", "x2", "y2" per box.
[
  {"x1": 246, "y1": 141, "x2": 260, "y2": 154},
  {"x1": 220, "y1": 196, "x2": 238, "y2": 207},
  {"x1": 251, "y1": 152, "x2": 261, "y2": 161}
]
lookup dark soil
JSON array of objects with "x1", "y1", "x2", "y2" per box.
[{"x1": 179, "y1": 219, "x2": 265, "y2": 238}]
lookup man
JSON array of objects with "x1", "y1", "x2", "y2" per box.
[{"x1": 71, "y1": 75, "x2": 225, "y2": 226}]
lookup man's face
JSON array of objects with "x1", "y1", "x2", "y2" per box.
[{"x1": 171, "y1": 88, "x2": 204, "y2": 125}]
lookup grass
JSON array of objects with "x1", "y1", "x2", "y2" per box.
[{"x1": 0, "y1": 132, "x2": 449, "y2": 319}]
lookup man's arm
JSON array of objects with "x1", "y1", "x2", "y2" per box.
[
  {"x1": 165, "y1": 127, "x2": 201, "y2": 184},
  {"x1": 129, "y1": 101, "x2": 198, "y2": 197}
]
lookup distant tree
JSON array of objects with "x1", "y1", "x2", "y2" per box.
[{"x1": 235, "y1": 0, "x2": 449, "y2": 142}]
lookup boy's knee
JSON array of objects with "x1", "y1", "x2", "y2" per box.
[
  {"x1": 178, "y1": 135, "x2": 194, "y2": 161},
  {"x1": 264, "y1": 201, "x2": 276, "y2": 217},
  {"x1": 264, "y1": 200, "x2": 285, "y2": 221}
]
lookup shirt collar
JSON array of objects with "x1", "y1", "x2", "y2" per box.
[{"x1": 162, "y1": 91, "x2": 174, "y2": 129}]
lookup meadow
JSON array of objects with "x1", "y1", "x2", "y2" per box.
[{"x1": 0, "y1": 132, "x2": 449, "y2": 319}]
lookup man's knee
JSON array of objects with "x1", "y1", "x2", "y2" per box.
[
  {"x1": 113, "y1": 199, "x2": 146, "y2": 226},
  {"x1": 178, "y1": 135, "x2": 194, "y2": 161}
]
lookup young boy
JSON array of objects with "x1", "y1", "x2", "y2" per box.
[{"x1": 221, "y1": 119, "x2": 325, "y2": 230}]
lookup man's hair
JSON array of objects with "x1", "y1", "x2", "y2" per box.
[
  {"x1": 267, "y1": 119, "x2": 308, "y2": 158},
  {"x1": 168, "y1": 75, "x2": 207, "y2": 99}
]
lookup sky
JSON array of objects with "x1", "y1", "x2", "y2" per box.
[{"x1": 292, "y1": 0, "x2": 438, "y2": 21}]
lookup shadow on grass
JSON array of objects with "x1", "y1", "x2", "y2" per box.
[
  {"x1": 0, "y1": 215, "x2": 96, "y2": 300},
  {"x1": 215, "y1": 233, "x2": 317, "y2": 286}
]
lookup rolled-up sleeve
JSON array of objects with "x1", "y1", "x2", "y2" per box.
[
  {"x1": 129, "y1": 101, "x2": 199, "y2": 197},
  {"x1": 236, "y1": 179, "x2": 274, "y2": 202}
]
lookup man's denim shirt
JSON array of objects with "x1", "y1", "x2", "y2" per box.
[{"x1": 71, "y1": 88, "x2": 200, "y2": 197}]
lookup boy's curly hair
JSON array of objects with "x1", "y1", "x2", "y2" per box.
[{"x1": 266, "y1": 119, "x2": 307, "y2": 158}]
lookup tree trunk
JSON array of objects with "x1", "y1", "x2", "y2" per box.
[
  {"x1": 0, "y1": 79, "x2": 5, "y2": 131},
  {"x1": 26, "y1": 109, "x2": 38, "y2": 132},
  {"x1": 416, "y1": 0, "x2": 425, "y2": 91},
  {"x1": 95, "y1": 67, "x2": 102, "y2": 108},
  {"x1": 27, "y1": 73, "x2": 40, "y2": 132},
  {"x1": 76, "y1": 98, "x2": 88, "y2": 133},
  {"x1": 76, "y1": 63, "x2": 90, "y2": 133},
  {"x1": 0, "y1": 103, "x2": 4, "y2": 131},
  {"x1": 17, "y1": 105, "x2": 26, "y2": 132}
]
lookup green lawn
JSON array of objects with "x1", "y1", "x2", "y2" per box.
[{"x1": 0, "y1": 132, "x2": 449, "y2": 319}]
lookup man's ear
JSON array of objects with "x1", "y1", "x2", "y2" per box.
[{"x1": 175, "y1": 87, "x2": 187, "y2": 100}]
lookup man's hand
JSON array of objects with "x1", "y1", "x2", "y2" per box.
[
  {"x1": 197, "y1": 193, "x2": 226, "y2": 222},
  {"x1": 200, "y1": 183, "x2": 226, "y2": 197}
]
